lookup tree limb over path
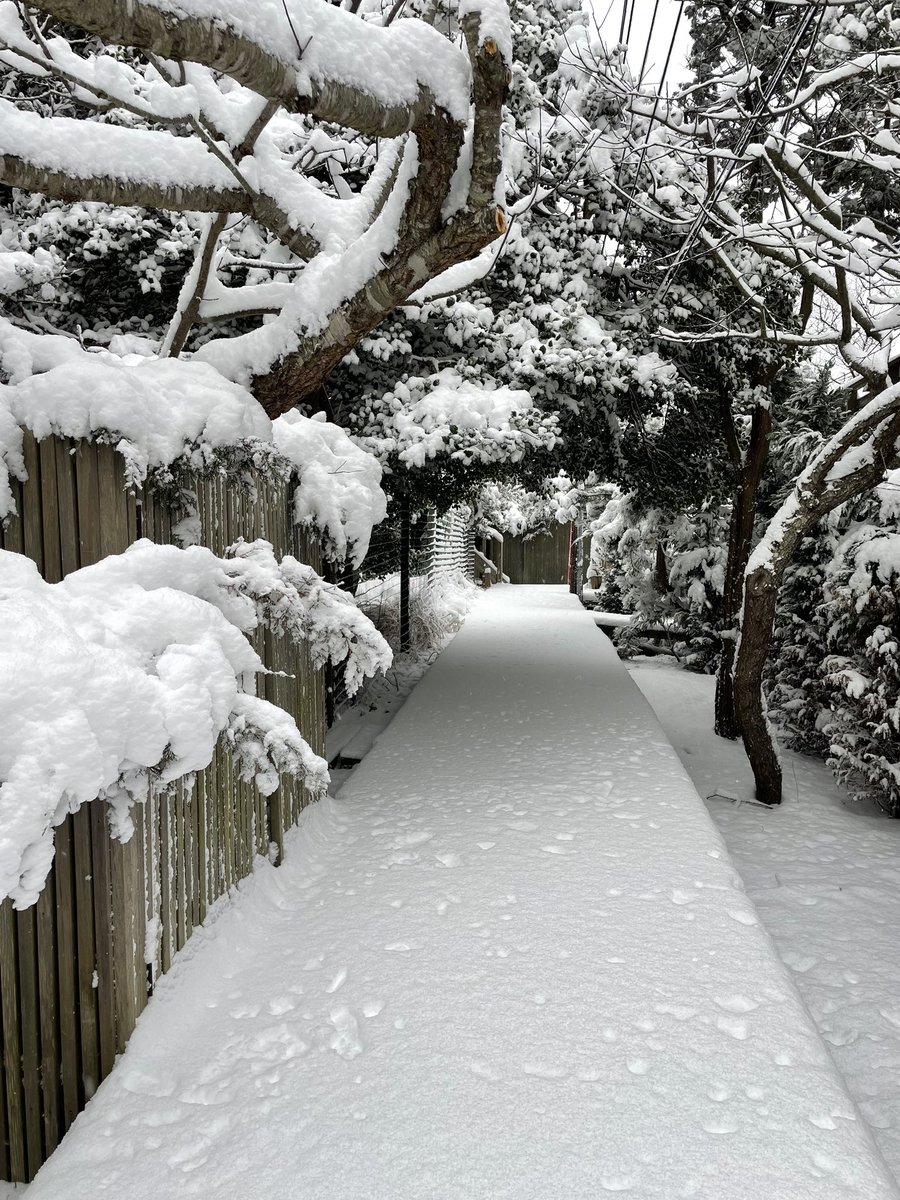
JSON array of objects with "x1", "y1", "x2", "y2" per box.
[{"x1": 2, "y1": 0, "x2": 509, "y2": 415}]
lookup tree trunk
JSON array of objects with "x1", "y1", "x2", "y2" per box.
[
  {"x1": 733, "y1": 562, "x2": 782, "y2": 803},
  {"x1": 715, "y1": 400, "x2": 771, "y2": 739}
]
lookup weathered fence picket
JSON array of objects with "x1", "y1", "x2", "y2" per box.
[{"x1": 0, "y1": 433, "x2": 325, "y2": 1182}]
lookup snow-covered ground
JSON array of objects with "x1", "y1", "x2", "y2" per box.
[
  {"x1": 632, "y1": 656, "x2": 900, "y2": 1181},
  {"x1": 22, "y1": 587, "x2": 898, "y2": 1200}
]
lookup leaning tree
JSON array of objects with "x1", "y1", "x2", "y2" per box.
[
  {"x1": 617, "y1": 0, "x2": 900, "y2": 803},
  {"x1": 0, "y1": 0, "x2": 510, "y2": 415}
]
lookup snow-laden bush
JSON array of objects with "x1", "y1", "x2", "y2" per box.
[
  {"x1": 818, "y1": 527, "x2": 900, "y2": 815},
  {"x1": 588, "y1": 490, "x2": 727, "y2": 669},
  {"x1": 357, "y1": 569, "x2": 477, "y2": 651},
  {"x1": 765, "y1": 525, "x2": 841, "y2": 756},
  {"x1": 272, "y1": 410, "x2": 386, "y2": 567},
  {"x1": 0, "y1": 539, "x2": 391, "y2": 908},
  {"x1": 475, "y1": 473, "x2": 579, "y2": 539}
]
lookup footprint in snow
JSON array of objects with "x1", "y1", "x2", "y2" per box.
[
  {"x1": 541, "y1": 845, "x2": 569, "y2": 855},
  {"x1": 267, "y1": 996, "x2": 296, "y2": 1016},
  {"x1": 782, "y1": 951, "x2": 817, "y2": 973},
  {"x1": 716, "y1": 1015, "x2": 750, "y2": 1040},
  {"x1": 726, "y1": 908, "x2": 757, "y2": 926},
  {"x1": 229, "y1": 1002, "x2": 261, "y2": 1019},
  {"x1": 523, "y1": 1062, "x2": 568, "y2": 1079},
  {"x1": 435, "y1": 852, "x2": 461, "y2": 868},
  {"x1": 325, "y1": 968, "x2": 348, "y2": 994},
  {"x1": 600, "y1": 1173, "x2": 639, "y2": 1192},
  {"x1": 655, "y1": 1003, "x2": 697, "y2": 1021},
  {"x1": 390, "y1": 831, "x2": 433, "y2": 849},
  {"x1": 328, "y1": 1008, "x2": 363, "y2": 1059},
  {"x1": 714, "y1": 994, "x2": 758, "y2": 1014},
  {"x1": 470, "y1": 1061, "x2": 502, "y2": 1081}
]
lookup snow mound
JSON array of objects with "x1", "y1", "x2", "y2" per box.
[
  {"x1": 0, "y1": 539, "x2": 391, "y2": 909},
  {"x1": 273, "y1": 410, "x2": 387, "y2": 567}
]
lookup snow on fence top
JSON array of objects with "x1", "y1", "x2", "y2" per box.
[
  {"x1": 0, "y1": 539, "x2": 391, "y2": 910},
  {"x1": 0, "y1": 319, "x2": 387, "y2": 565}
]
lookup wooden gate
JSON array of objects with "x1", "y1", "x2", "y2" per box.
[{"x1": 502, "y1": 524, "x2": 571, "y2": 585}]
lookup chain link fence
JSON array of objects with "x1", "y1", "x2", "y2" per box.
[{"x1": 326, "y1": 502, "x2": 474, "y2": 724}]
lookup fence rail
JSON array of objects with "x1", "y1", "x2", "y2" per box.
[{"x1": 0, "y1": 433, "x2": 324, "y2": 1182}]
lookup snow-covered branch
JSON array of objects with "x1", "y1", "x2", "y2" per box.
[{"x1": 0, "y1": 0, "x2": 511, "y2": 414}]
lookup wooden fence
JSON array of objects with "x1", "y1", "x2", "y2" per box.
[
  {"x1": 502, "y1": 524, "x2": 572, "y2": 585},
  {"x1": 0, "y1": 433, "x2": 325, "y2": 1182}
]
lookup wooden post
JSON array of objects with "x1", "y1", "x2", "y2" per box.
[{"x1": 399, "y1": 495, "x2": 411, "y2": 652}]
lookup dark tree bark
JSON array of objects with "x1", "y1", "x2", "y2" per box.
[{"x1": 715, "y1": 396, "x2": 772, "y2": 739}]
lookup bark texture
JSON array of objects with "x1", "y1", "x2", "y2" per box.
[{"x1": 715, "y1": 398, "x2": 771, "y2": 740}]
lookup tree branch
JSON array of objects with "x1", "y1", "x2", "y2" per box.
[
  {"x1": 32, "y1": 0, "x2": 466, "y2": 137},
  {"x1": 0, "y1": 105, "x2": 317, "y2": 258}
]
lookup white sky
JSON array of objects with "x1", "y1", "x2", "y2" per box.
[{"x1": 592, "y1": 0, "x2": 694, "y2": 88}]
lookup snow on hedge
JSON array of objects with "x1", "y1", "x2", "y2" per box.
[
  {"x1": 0, "y1": 538, "x2": 391, "y2": 909},
  {"x1": 272, "y1": 410, "x2": 386, "y2": 567},
  {"x1": 0, "y1": 319, "x2": 386, "y2": 563},
  {"x1": 355, "y1": 369, "x2": 560, "y2": 470}
]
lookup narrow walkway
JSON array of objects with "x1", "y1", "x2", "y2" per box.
[{"x1": 28, "y1": 588, "x2": 898, "y2": 1200}]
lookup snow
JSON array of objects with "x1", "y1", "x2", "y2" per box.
[
  {"x1": 197, "y1": 138, "x2": 422, "y2": 383},
  {"x1": 0, "y1": 98, "x2": 236, "y2": 190},
  {"x1": 632, "y1": 655, "x2": 900, "y2": 1180},
  {"x1": 140, "y1": 0, "x2": 473, "y2": 122},
  {"x1": 272, "y1": 410, "x2": 386, "y2": 567},
  {"x1": 0, "y1": 353, "x2": 271, "y2": 513},
  {"x1": 23, "y1": 588, "x2": 899, "y2": 1200},
  {"x1": 0, "y1": 321, "x2": 385, "y2": 562},
  {"x1": 0, "y1": 539, "x2": 392, "y2": 909},
  {"x1": 592, "y1": 608, "x2": 634, "y2": 628},
  {"x1": 358, "y1": 368, "x2": 558, "y2": 471}
]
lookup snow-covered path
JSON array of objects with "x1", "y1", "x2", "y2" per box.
[{"x1": 26, "y1": 587, "x2": 899, "y2": 1200}]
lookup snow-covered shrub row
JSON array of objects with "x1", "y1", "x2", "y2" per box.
[
  {"x1": 0, "y1": 320, "x2": 386, "y2": 566},
  {"x1": 762, "y1": 462, "x2": 900, "y2": 815},
  {"x1": 475, "y1": 474, "x2": 579, "y2": 539},
  {"x1": 349, "y1": 369, "x2": 560, "y2": 473},
  {"x1": 819, "y1": 528, "x2": 900, "y2": 814},
  {"x1": 357, "y1": 569, "x2": 478, "y2": 651},
  {"x1": 0, "y1": 539, "x2": 391, "y2": 909},
  {"x1": 588, "y1": 489, "x2": 728, "y2": 670}
]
